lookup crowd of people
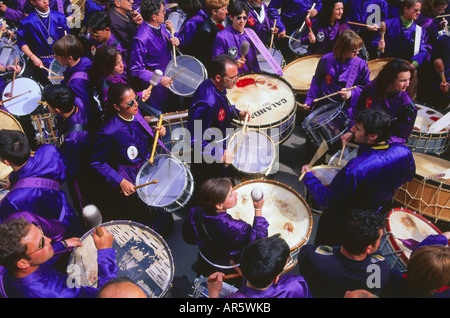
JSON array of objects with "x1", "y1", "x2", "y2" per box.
[{"x1": 0, "y1": 0, "x2": 448, "y2": 299}]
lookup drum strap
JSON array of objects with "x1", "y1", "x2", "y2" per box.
[
  {"x1": 346, "y1": 58, "x2": 361, "y2": 89},
  {"x1": 244, "y1": 28, "x2": 283, "y2": 76},
  {"x1": 56, "y1": 0, "x2": 64, "y2": 14},
  {"x1": 414, "y1": 24, "x2": 422, "y2": 56},
  {"x1": 134, "y1": 112, "x2": 170, "y2": 153},
  {"x1": 67, "y1": 72, "x2": 89, "y2": 87}
]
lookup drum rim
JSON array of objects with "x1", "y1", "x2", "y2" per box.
[
  {"x1": 165, "y1": 55, "x2": 207, "y2": 97},
  {"x1": 411, "y1": 152, "x2": 450, "y2": 189},
  {"x1": 228, "y1": 128, "x2": 277, "y2": 174},
  {"x1": 136, "y1": 154, "x2": 193, "y2": 210},
  {"x1": 2, "y1": 77, "x2": 42, "y2": 116},
  {"x1": 385, "y1": 207, "x2": 443, "y2": 266},
  {"x1": 0, "y1": 45, "x2": 26, "y2": 77},
  {"x1": 231, "y1": 178, "x2": 313, "y2": 250},
  {"x1": 0, "y1": 109, "x2": 24, "y2": 132},
  {"x1": 410, "y1": 102, "x2": 450, "y2": 135},
  {"x1": 147, "y1": 110, "x2": 188, "y2": 125},
  {"x1": 328, "y1": 144, "x2": 359, "y2": 166},
  {"x1": 68, "y1": 220, "x2": 175, "y2": 297}
]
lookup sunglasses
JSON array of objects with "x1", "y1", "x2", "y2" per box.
[
  {"x1": 125, "y1": 96, "x2": 140, "y2": 108},
  {"x1": 236, "y1": 16, "x2": 248, "y2": 21},
  {"x1": 27, "y1": 226, "x2": 45, "y2": 256}
]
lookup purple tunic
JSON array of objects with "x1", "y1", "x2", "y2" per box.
[
  {"x1": 24, "y1": 0, "x2": 72, "y2": 16},
  {"x1": 2, "y1": 0, "x2": 27, "y2": 23},
  {"x1": 305, "y1": 52, "x2": 370, "y2": 109},
  {"x1": 0, "y1": 249, "x2": 117, "y2": 298},
  {"x1": 245, "y1": 2, "x2": 276, "y2": 44},
  {"x1": 212, "y1": 26, "x2": 261, "y2": 74},
  {"x1": 176, "y1": 9, "x2": 208, "y2": 52},
  {"x1": 229, "y1": 274, "x2": 312, "y2": 298},
  {"x1": 302, "y1": 18, "x2": 348, "y2": 55},
  {"x1": 183, "y1": 205, "x2": 269, "y2": 266},
  {"x1": 0, "y1": 144, "x2": 84, "y2": 238}
]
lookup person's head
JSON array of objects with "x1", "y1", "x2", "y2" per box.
[
  {"x1": 351, "y1": 108, "x2": 392, "y2": 144},
  {"x1": 407, "y1": 245, "x2": 450, "y2": 297},
  {"x1": 228, "y1": 1, "x2": 249, "y2": 32},
  {"x1": 88, "y1": 11, "x2": 112, "y2": 44},
  {"x1": 93, "y1": 45, "x2": 124, "y2": 76},
  {"x1": 53, "y1": 34, "x2": 84, "y2": 66},
  {"x1": 239, "y1": 235, "x2": 291, "y2": 289},
  {"x1": 198, "y1": 178, "x2": 237, "y2": 214},
  {"x1": 141, "y1": 0, "x2": 165, "y2": 24},
  {"x1": 340, "y1": 210, "x2": 385, "y2": 256},
  {"x1": 423, "y1": 0, "x2": 448, "y2": 16},
  {"x1": 111, "y1": 0, "x2": 134, "y2": 14},
  {"x1": 97, "y1": 277, "x2": 148, "y2": 298},
  {"x1": 41, "y1": 84, "x2": 76, "y2": 115},
  {"x1": 374, "y1": 58, "x2": 416, "y2": 99},
  {"x1": 30, "y1": 0, "x2": 50, "y2": 13},
  {"x1": 317, "y1": 0, "x2": 344, "y2": 25},
  {"x1": 178, "y1": 0, "x2": 202, "y2": 16},
  {"x1": 0, "y1": 218, "x2": 54, "y2": 273},
  {"x1": 332, "y1": 29, "x2": 364, "y2": 61},
  {"x1": 206, "y1": 0, "x2": 229, "y2": 22},
  {"x1": 210, "y1": 54, "x2": 239, "y2": 90},
  {"x1": 401, "y1": 0, "x2": 422, "y2": 19},
  {"x1": 0, "y1": 130, "x2": 31, "y2": 167},
  {"x1": 106, "y1": 83, "x2": 139, "y2": 119}
]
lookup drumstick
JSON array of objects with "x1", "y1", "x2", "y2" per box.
[
  {"x1": 171, "y1": 68, "x2": 187, "y2": 81},
  {"x1": 171, "y1": 28, "x2": 177, "y2": 67},
  {"x1": 285, "y1": 35, "x2": 302, "y2": 43},
  {"x1": 47, "y1": 76, "x2": 64, "y2": 80},
  {"x1": 40, "y1": 65, "x2": 59, "y2": 77},
  {"x1": 380, "y1": 21, "x2": 386, "y2": 54},
  {"x1": 434, "y1": 58, "x2": 446, "y2": 84},
  {"x1": 436, "y1": 13, "x2": 450, "y2": 18},
  {"x1": 2, "y1": 90, "x2": 31, "y2": 103},
  {"x1": 4, "y1": 57, "x2": 18, "y2": 98},
  {"x1": 95, "y1": 226, "x2": 104, "y2": 237},
  {"x1": 298, "y1": 2, "x2": 316, "y2": 33},
  {"x1": 313, "y1": 86, "x2": 358, "y2": 103},
  {"x1": 134, "y1": 179, "x2": 158, "y2": 190},
  {"x1": 149, "y1": 114, "x2": 163, "y2": 164},
  {"x1": 443, "y1": 18, "x2": 449, "y2": 36},
  {"x1": 299, "y1": 140, "x2": 329, "y2": 182},
  {"x1": 0, "y1": 21, "x2": 5, "y2": 39},
  {"x1": 348, "y1": 21, "x2": 379, "y2": 29},
  {"x1": 223, "y1": 273, "x2": 243, "y2": 280},
  {"x1": 269, "y1": 19, "x2": 277, "y2": 54},
  {"x1": 338, "y1": 143, "x2": 346, "y2": 166}
]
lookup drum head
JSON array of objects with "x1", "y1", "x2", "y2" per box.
[
  {"x1": 136, "y1": 154, "x2": 193, "y2": 211},
  {"x1": 309, "y1": 165, "x2": 341, "y2": 185},
  {"x1": 257, "y1": 47, "x2": 285, "y2": 74},
  {"x1": 0, "y1": 109, "x2": 23, "y2": 180},
  {"x1": 282, "y1": 55, "x2": 322, "y2": 94},
  {"x1": 367, "y1": 58, "x2": 393, "y2": 81},
  {"x1": 229, "y1": 129, "x2": 276, "y2": 175},
  {"x1": 0, "y1": 45, "x2": 26, "y2": 78},
  {"x1": 413, "y1": 152, "x2": 450, "y2": 185},
  {"x1": 328, "y1": 144, "x2": 359, "y2": 167},
  {"x1": 386, "y1": 208, "x2": 442, "y2": 264},
  {"x1": 165, "y1": 55, "x2": 207, "y2": 96},
  {"x1": 288, "y1": 30, "x2": 309, "y2": 57},
  {"x1": 166, "y1": 9, "x2": 186, "y2": 33},
  {"x1": 49, "y1": 58, "x2": 67, "y2": 84},
  {"x1": 413, "y1": 104, "x2": 448, "y2": 134},
  {"x1": 227, "y1": 72, "x2": 296, "y2": 128},
  {"x1": 68, "y1": 220, "x2": 175, "y2": 297},
  {"x1": 227, "y1": 179, "x2": 313, "y2": 251},
  {"x1": 2, "y1": 78, "x2": 41, "y2": 116}
]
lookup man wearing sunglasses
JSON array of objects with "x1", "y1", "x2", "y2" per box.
[
  {"x1": 212, "y1": 1, "x2": 261, "y2": 73},
  {"x1": 0, "y1": 218, "x2": 118, "y2": 298}
]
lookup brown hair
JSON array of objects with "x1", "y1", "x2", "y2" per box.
[
  {"x1": 198, "y1": 178, "x2": 233, "y2": 215},
  {"x1": 205, "y1": 0, "x2": 229, "y2": 12},
  {"x1": 332, "y1": 29, "x2": 364, "y2": 61},
  {"x1": 373, "y1": 58, "x2": 417, "y2": 100},
  {"x1": 53, "y1": 34, "x2": 84, "y2": 60}
]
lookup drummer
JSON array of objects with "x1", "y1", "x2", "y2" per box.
[
  {"x1": 212, "y1": 1, "x2": 261, "y2": 74},
  {"x1": 301, "y1": 108, "x2": 416, "y2": 246},
  {"x1": 182, "y1": 177, "x2": 268, "y2": 282},
  {"x1": 127, "y1": 0, "x2": 183, "y2": 113},
  {"x1": 89, "y1": 83, "x2": 173, "y2": 234},
  {"x1": 0, "y1": 0, "x2": 27, "y2": 25},
  {"x1": 106, "y1": 0, "x2": 142, "y2": 51},
  {"x1": 342, "y1": 58, "x2": 418, "y2": 145},
  {"x1": 244, "y1": 0, "x2": 279, "y2": 46}
]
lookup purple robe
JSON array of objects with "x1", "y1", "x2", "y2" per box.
[
  {"x1": 0, "y1": 144, "x2": 84, "y2": 238},
  {"x1": 2, "y1": 0, "x2": 27, "y2": 23},
  {"x1": 245, "y1": 1, "x2": 276, "y2": 44},
  {"x1": 0, "y1": 249, "x2": 117, "y2": 298},
  {"x1": 302, "y1": 18, "x2": 348, "y2": 55},
  {"x1": 183, "y1": 205, "x2": 269, "y2": 266},
  {"x1": 229, "y1": 274, "x2": 312, "y2": 298},
  {"x1": 305, "y1": 52, "x2": 370, "y2": 109},
  {"x1": 212, "y1": 26, "x2": 261, "y2": 74},
  {"x1": 24, "y1": 0, "x2": 72, "y2": 16},
  {"x1": 176, "y1": 9, "x2": 208, "y2": 53},
  {"x1": 353, "y1": 80, "x2": 417, "y2": 144}
]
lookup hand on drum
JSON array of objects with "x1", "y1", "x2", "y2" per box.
[
  {"x1": 222, "y1": 149, "x2": 235, "y2": 165},
  {"x1": 6, "y1": 64, "x2": 21, "y2": 74},
  {"x1": 31, "y1": 55, "x2": 44, "y2": 68},
  {"x1": 253, "y1": 198, "x2": 265, "y2": 216},
  {"x1": 338, "y1": 88, "x2": 352, "y2": 100},
  {"x1": 207, "y1": 272, "x2": 225, "y2": 298},
  {"x1": 440, "y1": 82, "x2": 450, "y2": 94},
  {"x1": 92, "y1": 226, "x2": 114, "y2": 250},
  {"x1": 238, "y1": 110, "x2": 251, "y2": 122},
  {"x1": 301, "y1": 164, "x2": 312, "y2": 175},
  {"x1": 160, "y1": 75, "x2": 173, "y2": 88},
  {"x1": 64, "y1": 237, "x2": 83, "y2": 249},
  {"x1": 237, "y1": 57, "x2": 246, "y2": 69},
  {"x1": 378, "y1": 39, "x2": 385, "y2": 52},
  {"x1": 277, "y1": 30, "x2": 286, "y2": 39},
  {"x1": 154, "y1": 124, "x2": 166, "y2": 137},
  {"x1": 120, "y1": 178, "x2": 136, "y2": 196},
  {"x1": 308, "y1": 31, "x2": 316, "y2": 44}
]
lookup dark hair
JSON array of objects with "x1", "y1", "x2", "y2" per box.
[
  {"x1": 354, "y1": 108, "x2": 393, "y2": 143},
  {"x1": 316, "y1": 0, "x2": 344, "y2": 26},
  {"x1": 374, "y1": 58, "x2": 417, "y2": 100},
  {"x1": 53, "y1": 34, "x2": 84, "y2": 60},
  {"x1": 239, "y1": 235, "x2": 290, "y2": 289},
  {"x1": 401, "y1": 0, "x2": 423, "y2": 13},
  {"x1": 422, "y1": 0, "x2": 449, "y2": 16},
  {"x1": 340, "y1": 210, "x2": 385, "y2": 255},
  {"x1": 228, "y1": 0, "x2": 249, "y2": 17},
  {"x1": 92, "y1": 45, "x2": 122, "y2": 81},
  {"x1": 88, "y1": 11, "x2": 112, "y2": 31},
  {"x1": 178, "y1": 0, "x2": 202, "y2": 16},
  {"x1": 0, "y1": 129, "x2": 30, "y2": 166},
  {"x1": 140, "y1": 0, "x2": 164, "y2": 21},
  {"x1": 198, "y1": 178, "x2": 233, "y2": 214},
  {"x1": 0, "y1": 218, "x2": 32, "y2": 270},
  {"x1": 105, "y1": 82, "x2": 132, "y2": 116},
  {"x1": 42, "y1": 85, "x2": 75, "y2": 114},
  {"x1": 209, "y1": 54, "x2": 238, "y2": 78}
]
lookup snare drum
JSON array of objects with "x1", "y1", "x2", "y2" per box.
[
  {"x1": 68, "y1": 220, "x2": 175, "y2": 297},
  {"x1": 165, "y1": 55, "x2": 207, "y2": 97},
  {"x1": 302, "y1": 101, "x2": 350, "y2": 147},
  {"x1": 257, "y1": 47, "x2": 285, "y2": 74},
  {"x1": 0, "y1": 43, "x2": 26, "y2": 79},
  {"x1": 227, "y1": 179, "x2": 313, "y2": 270},
  {"x1": 136, "y1": 154, "x2": 194, "y2": 212},
  {"x1": 228, "y1": 129, "x2": 277, "y2": 181},
  {"x1": 189, "y1": 276, "x2": 238, "y2": 298},
  {"x1": 288, "y1": 30, "x2": 309, "y2": 58},
  {"x1": 165, "y1": 8, "x2": 187, "y2": 33},
  {"x1": 48, "y1": 58, "x2": 67, "y2": 84},
  {"x1": 2, "y1": 77, "x2": 41, "y2": 116},
  {"x1": 379, "y1": 207, "x2": 443, "y2": 273},
  {"x1": 327, "y1": 143, "x2": 359, "y2": 167},
  {"x1": 226, "y1": 72, "x2": 297, "y2": 144},
  {"x1": 394, "y1": 152, "x2": 450, "y2": 222},
  {"x1": 406, "y1": 103, "x2": 449, "y2": 155},
  {"x1": 282, "y1": 55, "x2": 323, "y2": 95}
]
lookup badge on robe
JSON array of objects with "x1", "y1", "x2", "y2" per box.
[
  {"x1": 228, "y1": 46, "x2": 238, "y2": 58},
  {"x1": 218, "y1": 108, "x2": 225, "y2": 121},
  {"x1": 326, "y1": 74, "x2": 332, "y2": 85},
  {"x1": 127, "y1": 146, "x2": 138, "y2": 160},
  {"x1": 317, "y1": 31, "x2": 325, "y2": 43},
  {"x1": 365, "y1": 97, "x2": 373, "y2": 108},
  {"x1": 247, "y1": 16, "x2": 255, "y2": 26}
]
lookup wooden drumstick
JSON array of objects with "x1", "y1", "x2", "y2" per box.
[
  {"x1": 348, "y1": 21, "x2": 379, "y2": 29},
  {"x1": 338, "y1": 143, "x2": 346, "y2": 166},
  {"x1": 2, "y1": 90, "x2": 31, "y2": 103},
  {"x1": 95, "y1": 226, "x2": 104, "y2": 237},
  {"x1": 299, "y1": 140, "x2": 329, "y2": 182},
  {"x1": 149, "y1": 114, "x2": 164, "y2": 164},
  {"x1": 171, "y1": 28, "x2": 177, "y2": 67},
  {"x1": 223, "y1": 273, "x2": 243, "y2": 280},
  {"x1": 40, "y1": 65, "x2": 60, "y2": 77},
  {"x1": 434, "y1": 58, "x2": 446, "y2": 84},
  {"x1": 171, "y1": 68, "x2": 187, "y2": 81},
  {"x1": 298, "y1": 2, "x2": 316, "y2": 33},
  {"x1": 380, "y1": 21, "x2": 386, "y2": 53},
  {"x1": 269, "y1": 19, "x2": 277, "y2": 54},
  {"x1": 4, "y1": 57, "x2": 18, "y2": 98},
  {"x1": 134, "y1": 179, "x2": 158, "y2": 190},
  {"x1": 47, "y1": 76, "x2": 64, "y2": 80},
  {"x1": 436, "y1": 13, "x2": 450, "y2": 18},
  {"x1": 284, "y1": 35, "x2": 302, "y2": 43},
  {"x1": 313, "y1": 86, "x2": 357, "y2": 103}
]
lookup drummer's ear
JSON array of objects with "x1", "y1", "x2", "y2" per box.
[{"x1": 367, "y1": 133, "x2": 379, "y2": 144}]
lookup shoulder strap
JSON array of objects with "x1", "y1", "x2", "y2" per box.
[{"x1": 414, "y1": 24, "x2": 422, "y2": 56}]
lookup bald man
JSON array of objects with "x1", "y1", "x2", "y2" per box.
[{"x1": 97, "y1": 277, "x2": 148, "y2": 298}]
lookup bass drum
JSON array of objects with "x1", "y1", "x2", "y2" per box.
[{"x1": 282, "y1": 54, "x2": 322, "y2": 95}]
